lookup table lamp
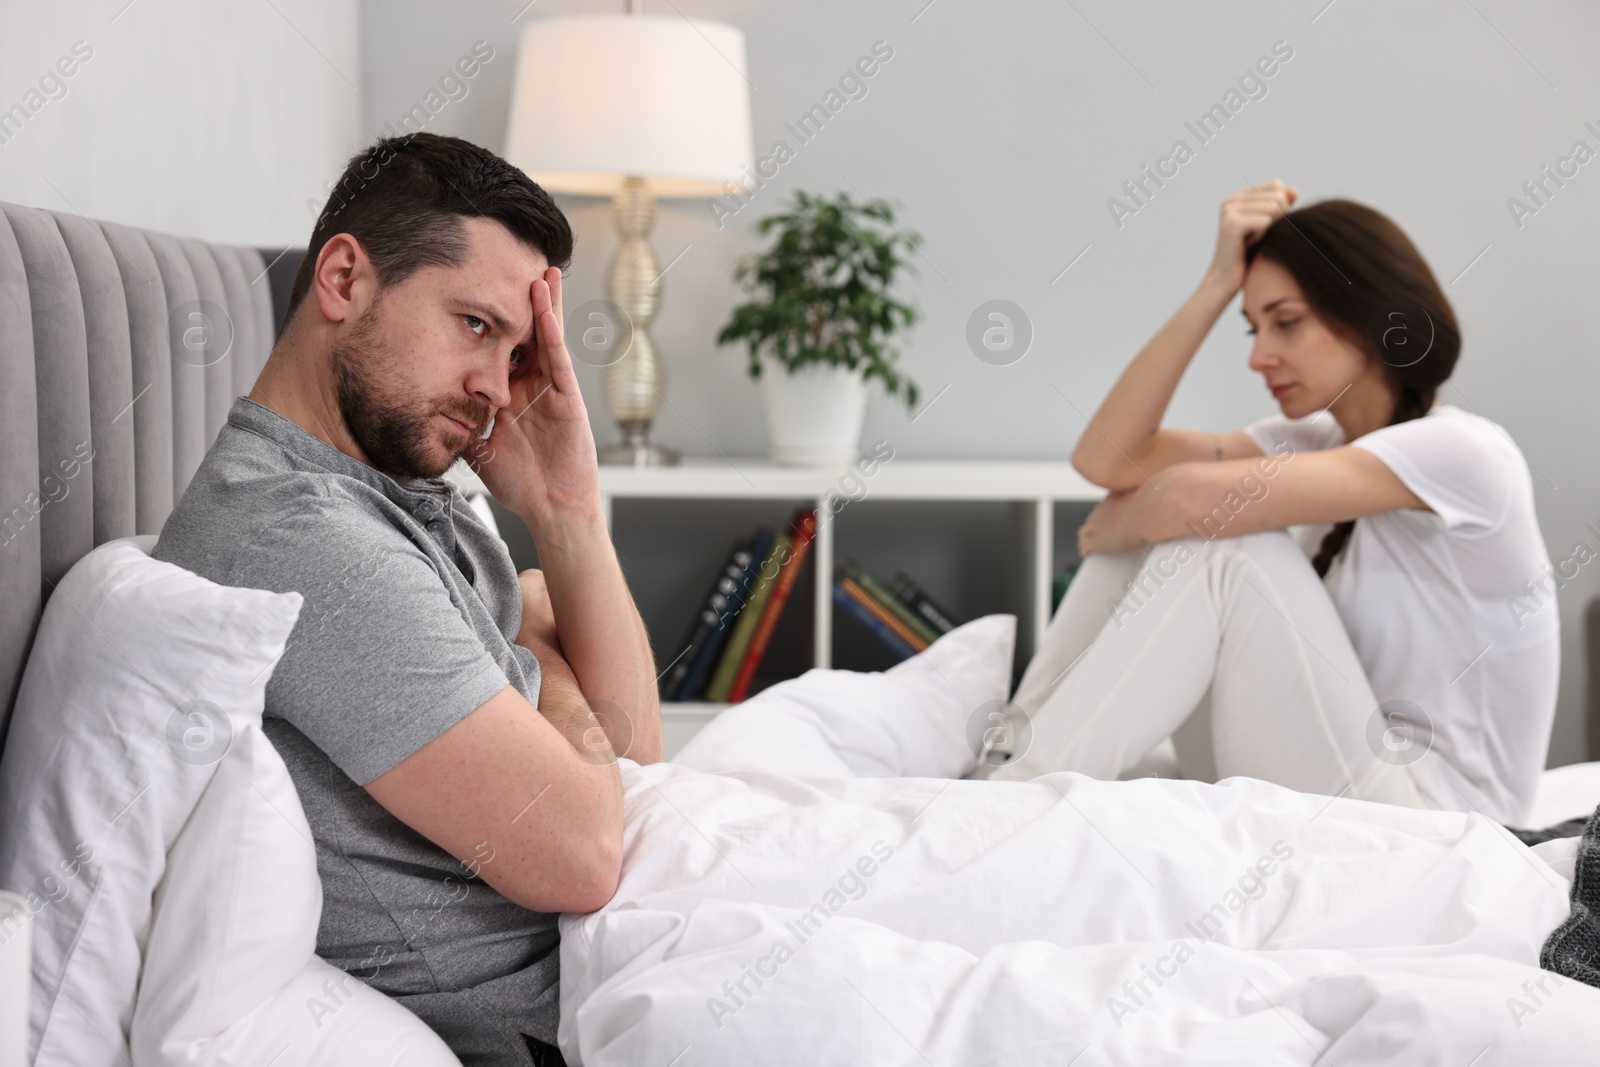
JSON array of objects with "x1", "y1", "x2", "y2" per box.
[{"x1": 504, "y1": 8, "x2": 755, "y2": 466}]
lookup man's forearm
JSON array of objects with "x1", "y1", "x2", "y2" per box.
[
  {"x1": 524, "y1": 632, "x2": 604, "y2": 743},
  {"x1": 522, "y1": 501, "x2": 663, "y2": 764}
]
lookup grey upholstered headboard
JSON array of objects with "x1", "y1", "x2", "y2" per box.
[{"x1": 0, "y1": 199, "x2": 301, "y2": 747}]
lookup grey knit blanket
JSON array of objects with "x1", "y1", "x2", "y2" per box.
[{"x1": 1518, "y1": 803, "x2": 1600, "y2": 988}]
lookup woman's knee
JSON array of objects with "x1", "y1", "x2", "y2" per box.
[
  {"x1": 1144, "y1": 529, "x2": 1316, "y2": 587},
  {"x1": 1219, "y1": 528, "x2": 1314, "y2": 570},
  {"x1": 1224, "y1": 528, "x2": 1303, "y2": 552},
  {"x1": 1073, "y1": 530, "x2": 1309, "y2": 611}
]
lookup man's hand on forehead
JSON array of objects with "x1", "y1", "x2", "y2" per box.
[
  {"x1": 476, "y1": 278, "x2": 541, "y2": 439},
  {"x1": 469, "y1": 263, "x2": 600, "y2": 526}
]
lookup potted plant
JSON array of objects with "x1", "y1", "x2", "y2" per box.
[{"x1": 717, "y1": 190, "x2": 921, "y2": 467}]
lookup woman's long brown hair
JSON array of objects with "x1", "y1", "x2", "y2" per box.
[{"x1": 1243, "y1": 200, "x2": 1460, "y2": 577}]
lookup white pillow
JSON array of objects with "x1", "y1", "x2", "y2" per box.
[
  {"x1": 0, "y1": 536, "x2": 301, "y2": 1066},
  {"x1": 130, "y1": 712, "x2": 460, "y2": 1065},
  {"x1": 674, "y1": 614, "x2": 1016, "y2": 779}
]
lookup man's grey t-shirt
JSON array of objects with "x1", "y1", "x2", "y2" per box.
[{"x1": 154, "y1": 397, "x2": 555, "y2": 1065}]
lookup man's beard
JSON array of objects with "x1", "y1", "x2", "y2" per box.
[{"x1": 330, "y1": 298, "x2": 491, "y2": 480}]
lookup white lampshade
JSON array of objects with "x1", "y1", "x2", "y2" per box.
[{"x1": 504, "y1": 15, "x2": 755, "y2": 199}]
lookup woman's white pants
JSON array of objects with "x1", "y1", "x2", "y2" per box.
[{"x1": 986, "y1": 530, "x2": 1427, "y2": 807}]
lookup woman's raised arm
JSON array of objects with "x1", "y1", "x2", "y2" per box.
[{"x1": 1071, "y1": 180, "x2": 1298, "y2": 492}]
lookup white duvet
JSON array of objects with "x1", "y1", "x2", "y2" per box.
[{"x1": 558, "y1": 618, "x2": 1598, "y2": 1066}]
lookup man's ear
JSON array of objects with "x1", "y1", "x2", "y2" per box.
[{"x1": 311, "y1": 233, "x2": 376, "y2": 326}]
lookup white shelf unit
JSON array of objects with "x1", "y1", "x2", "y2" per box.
[{"x1": 596, "y1": 460, "x2": 1104, "y2": 744}]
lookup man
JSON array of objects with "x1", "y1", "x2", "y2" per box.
[{"x1": 155, "y1": 132, "x2": 660, "y2": 1066}]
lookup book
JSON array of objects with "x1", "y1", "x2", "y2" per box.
[
  {"x1": 705, "y1": 532, "x2": 792, "y2": 702},
  {"x1": 888, "y1": 572, "x2": 962, "y2": 635},
  {"x1": 663, "y1": 597, "x2": 727, "y2": 700},
  {"x1": 833, "y1": 581, "x2": 918, "y2": 660},
  {"x1": 727, "y1": 509, "x2": 818, "y2": 703},
  {"x1": 661, "y1": 540, "x2": 753, "y2": 701},
  {"x1": 677, "y1": 528, "x2": 773, "y2": 700},
  {"x1": 844, "y1": 562, "x2": 941, "y2": 646},
  {"x1": 838, "y1": 574, "x2": 929, "y2": 653}
]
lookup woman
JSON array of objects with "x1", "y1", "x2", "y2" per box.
[{"x1": 987, "y1": 181, "x2": 1558, "y2": 826}]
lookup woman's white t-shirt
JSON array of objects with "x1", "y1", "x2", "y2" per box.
[{"x1": 1242, "y1": 403, "x2": 1559, "y2": 824}]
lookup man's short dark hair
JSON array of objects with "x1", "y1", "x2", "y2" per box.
[{"x1": 285, "y1": 132, "x2": 574, "y2": 322}]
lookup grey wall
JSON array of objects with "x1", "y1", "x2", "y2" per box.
[
  {"x1": 0, "y1": 0, "x2": 360, "y2": 245},
  {"x1": 338, "y1": 1, "x2": 1600, "y2": 765}
]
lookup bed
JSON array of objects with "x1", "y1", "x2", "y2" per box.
[
  {"x1": 2, "y1": 201, "x2": 1597, "y2": 1066},
  {"x1": 554, "y1": 617, "x2": 1600, "y2": 1065}
]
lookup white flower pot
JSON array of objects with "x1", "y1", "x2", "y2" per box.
[{"x1": 759, "y1": 359, "x2": 868, "y2": 467}]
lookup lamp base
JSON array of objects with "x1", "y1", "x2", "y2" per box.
[
  {"x1": 599, "y1": 420, "x2": 679, "y2": 467},
  {"x1": 599, "y1": 441, "x2": 680, "y2": 467}
]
